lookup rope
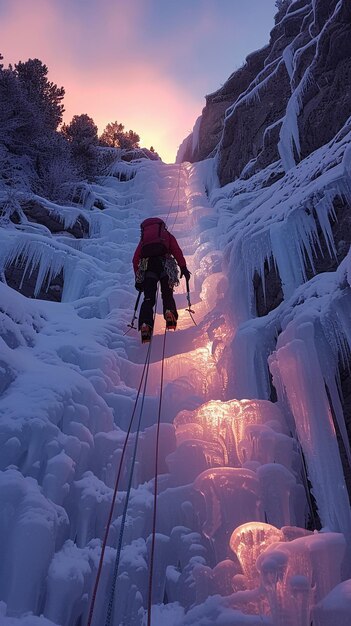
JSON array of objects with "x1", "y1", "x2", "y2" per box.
[
  {"x1": 144, "y1": 165, "x2": 184, "y2": 623},
  {"x1": 105, "y1": 332, "x2": 153, "y2": 626},
  {"x1": 169, "y1": 165, "x2": 197, "y2": 326},
  {"x1": 91, "y1": 289, "x2": 158, "y2": 626},
  {"x1": 146, "y1": 327, "x2": 167, "y2": 626},
  {"x1": 169, "y1": 164, "x2": 182, "y2": 231},
  {"x1": 86, "y1": 338, "x2": 153, "y2": 626},
  {"x1": 165, "y1": 163, "x2": 182, "y2": 228},
  {"x1": 89, "y1": 163, "x2": 184, "y2": 625}
]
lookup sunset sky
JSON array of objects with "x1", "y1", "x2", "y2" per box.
[{"x1": 0, "y1": 0, "x2": 277, "y2": 162}]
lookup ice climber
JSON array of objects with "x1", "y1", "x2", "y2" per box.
[{"x1": 133, "y1": 217, "x2": 191, "y2": 342}]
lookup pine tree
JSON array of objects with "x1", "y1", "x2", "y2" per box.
[
  {"x1": 99, "y1": 121, "x2": 140, "y2": 149},
  {"x1": 14, "y1": 58, "x2": 65, "y2": 130},
  {"x1": 0, "y1": 63, "x2": 39, "y2": 153},
  {"x1": 118, "y1": 129, "x2": 140, "y2": 150},
  {"x1": 36, "y1": 133, "x2": 78, "y2": 201},
  {"x1": 99, "y1": 121, "x2": 125, "y2": 148},
  {"x1": 62, "y1": 114, "x2": 98, "y2": 148},
  {"x1": 61, "y1": 114, "x2": 99, "y2": 179}
]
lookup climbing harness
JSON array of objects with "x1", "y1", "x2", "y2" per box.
[
  {"x1": 136, "y1": 256, "x2": 179, "y2": 292},
  {"x1": 163, "y1": 256, "x2": 180, "y2": 290},
  {"x1": 135, "y1": 257, "x2": 149, "y2": 286}
]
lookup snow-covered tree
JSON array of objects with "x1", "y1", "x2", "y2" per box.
[
  {"x1": 0, "y1": 65, "x2": 39, "y2": 154},
  {"x1": 61, "y1": 114, "x2": 99, "y2": 179},
  {"x1": 61, "y1": 114, "x2": 98, "y2": 148},
  {"x1": 35, "y1": 133, "x2": 78, "y2": 201},
  {"x1": 0, "y1": 56, "x2": 78, "y2": 196},
  {"x1": 14, "y1": 58, "x2": 65, "y2": 131}
]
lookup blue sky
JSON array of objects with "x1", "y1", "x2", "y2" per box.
[{"x1": 0, "y1": 0, "x2": 277, "y2": 161}]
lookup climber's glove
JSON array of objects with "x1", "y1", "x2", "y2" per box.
[
  {"x1": 135, "y1": 281, "x2": 144, "y2": 292},
  {"x1": 180, "y1": 266, "x2": 191, "y2": 281}
]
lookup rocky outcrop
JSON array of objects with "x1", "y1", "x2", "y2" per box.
[
  {"x1": 219, "y1": 58, "x2": 291, "y2": 182},
  {"x1": 298, "y1": 0, "x2": 351, "y2": 160},
  {"x1": 5, "y1": 263, "x2": 64, "y2": 302},
  {"x1": 183, "y1": 43, "x2": 270, "y2": 163},
  {"x1": 253, "y1": 192, "x2": 351, "y2": 318},
  {"x1": 179, "y1": 0, "x2": 351, "y2": 189},
  {"x1": 20, "y1": 199, "x2": 89, "y2": 238},
  {"x1": 1, "y1": 198, "x2": 89, "y2": 301}
]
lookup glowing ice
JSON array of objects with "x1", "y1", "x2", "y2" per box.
[{"x1": 194, "y1": 468, "x2": 262, "y2": 559}]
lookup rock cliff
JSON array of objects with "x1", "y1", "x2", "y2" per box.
[
  {"x1": 178, "y1": 0, "x2": 351, "y2": 186},
  {"x1": 177, "y1": 0, "x2": 351, "y2": 496}
]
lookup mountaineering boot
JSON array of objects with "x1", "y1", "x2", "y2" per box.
[
  {"x1": 141, "y1": 323, "x2": 152, "y2": 343},
  {"x1": 165, "y1": 310, "x2": 177, "y2": 330}
]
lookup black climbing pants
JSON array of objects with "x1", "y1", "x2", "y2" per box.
[{"x1": 138, "y1": 258, "x2": 178, "y2": 330}]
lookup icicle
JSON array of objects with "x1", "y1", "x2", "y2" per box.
[{"x1": 270, "y1": 326, "x2": 351, "y2": 545}]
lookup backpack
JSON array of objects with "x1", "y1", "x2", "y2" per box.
[{"x1": 140, "y1": 218, "x2": 170, "y2": 257}]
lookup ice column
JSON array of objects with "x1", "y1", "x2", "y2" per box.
[
  {"x1": 270, "y1": 324, "x2": 351, "y2": 545},
  {"x1": 194, "y1": 468, "x2": 263, "y2": 560}
]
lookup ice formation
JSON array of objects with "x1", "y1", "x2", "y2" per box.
[{"x1": 1, "y1": 71, "x2": 351, "y2": 626}]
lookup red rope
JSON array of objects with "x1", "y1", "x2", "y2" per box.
[
  {"x1": 86, "y1": 343, "x2": 152, "y2": 626},
  {"x1": 147, "y1": 328, "x2": 167, "y2": 626}
]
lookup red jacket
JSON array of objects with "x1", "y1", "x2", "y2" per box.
[{"x1": 133, "y1": 231, "x2": 186, "y2": 273}]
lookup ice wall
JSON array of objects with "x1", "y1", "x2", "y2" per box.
[
  {"x1": 0, "y1": 140, "x2": 350, "y2": 626},
  {"x1": 196, "y1": 123, "x2": 351, "y2": 622}
]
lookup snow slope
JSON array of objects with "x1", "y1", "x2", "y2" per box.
[{"x1": 0, "y1": 147, "x2": 350, "y2": 625}]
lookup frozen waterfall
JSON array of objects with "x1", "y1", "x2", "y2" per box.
[{"x1": 0, "y1": 147, "x2": 351, "y2": 626}]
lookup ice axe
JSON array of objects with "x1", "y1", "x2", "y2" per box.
[
  {"x1": 185, "y1": 277, "x2": 197, "y2": 326},
  {"x1": 124, "y1": 291, "x2": 142, "y2": 335}
]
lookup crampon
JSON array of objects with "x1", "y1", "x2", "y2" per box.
[
  {"x1": 140, "y1": 323, "x2": 152, "y2": 343},
  {"x1": 165, "y1": 310, "x2": 177, "y2": 330}
]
